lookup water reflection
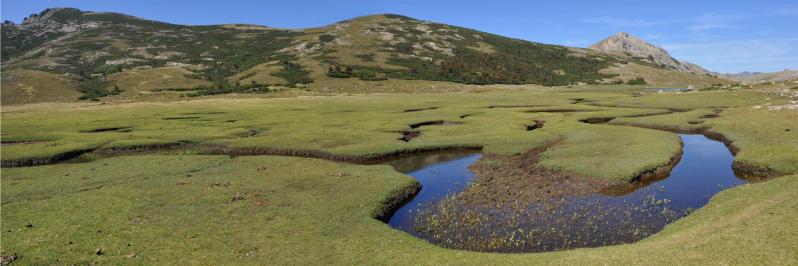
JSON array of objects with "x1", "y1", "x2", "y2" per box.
[
  {"x1": 386, "y1": 152, "x2": 482, "y2": 232},
  {"x1": 384, "y1": 134, "x2": 747, "y2": 252}
]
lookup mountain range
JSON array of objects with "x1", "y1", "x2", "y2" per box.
[
  {"x1": 1, "y1": 8, "x2": 731, "y2": 104},
  {"x1": 722, "y1": 70, "x2": 798, "y2": 84}
]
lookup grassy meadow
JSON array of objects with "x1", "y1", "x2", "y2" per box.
[{"x1": 2, "y1": 87, "x2": 797, "y2": 264}]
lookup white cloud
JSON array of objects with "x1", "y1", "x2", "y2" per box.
[
  {"x1": 579, "y1": 16, "x2": 669, "y2": 27},
  {"x1": 689, "y1": 12, "x2": 746, "y2": 32}
]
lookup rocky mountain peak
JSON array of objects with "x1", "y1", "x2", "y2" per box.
[
  {"x1": 21, "y1": 8, "x2": 83, "y2": 25},
  {"x1": 590, "y1": 32, "x2": 709, "y2": 75}
]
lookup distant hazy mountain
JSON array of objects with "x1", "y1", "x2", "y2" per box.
[
  {"x1": 722, "y1": 70, "x2": 798, "y2": 84},
  {"x1": 590, "y1": 32, "x2": 710, "y2": 75},
  {"x1": 1, "y1": 8, "x2": 729, "y2": 104}
]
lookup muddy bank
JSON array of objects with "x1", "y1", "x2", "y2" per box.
[
  {"x1": 79, "y1": 126, "x2": 133, "y2": 133},
  {"x1": 408, "y1": 120, "x2": 464, "y2": 129},
  {"x1": 600, "y1": 143, "x2": 683, "y2": 196},
  {"x1": 0, "y1": 139, "x2": 482, "y2": 168},
  {"x1": 0, "y1": 139, "x2": 52, "y2": 145},
  {"x1": 584, "y1": 103, "x2": 691, "y2": 113},
  {"x1": 579, "y1": 117, "x2": 615, "y2": 124},
  {"x1": 527, "y1": 109, "x2": 597, "y2": 113},
  {"x1": 97, "y1": 142, "x2": 188, "y2": 154},
  {"x1": 0, "y1": 148, "x2": 96, "y2": 168},
  {"x1": 526, "y1": 120, "x2": 545, "y2": 131},
  {"x1": 606, "y1": 121, "x2": 781, "y2": 179},
  {"x1": 397, "y1": 130, "x2": 421, "y2": 142},
  {"x1": 487, "y1": 104, "x2": 549, "y2": 109},
  {"x1": 579, "y1": 110, "x2": 676, "y2": 125},
  {"x1": 403, "y1": 107, "x2": 438, "y2": 112},
  {"x1": 463, "y1": 138, "x2": 609, "y2": 204},
  {"x1": 373, "y1": 181, "x2": 422, "y2": 222},
  {"x1": 162, "y1": 116, "x2": 201, "y2": 120}
]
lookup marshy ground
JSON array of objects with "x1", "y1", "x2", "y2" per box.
[{"x1": 1, "y1": 86, "x2": 797, "y2": 264}]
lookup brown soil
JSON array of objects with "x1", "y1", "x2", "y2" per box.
[
  {"x1": 180, "y1": 111, "x2": 226, "y2": 115},
  {"x1": 373, "y1": 182, "x2": 421, "y2": 222},
  {"x1": 398, "y1": 130, "x2": 421, "y2": 142},
  {"x1": 526, "y1": 109, "x2": 595, "y2": 113},
  {"x1": 408, "y1": 121, "x2": 464, "y2": 129},
  {"x1": 79, "y1": 127, "x2": 133, "y2": 133},
  {"x1": 579, "y1": 110, "x2": 675, "y2": 125},
  {"x1": 2, "y1": 253, "x2": 18, "y2": 265},
  {"x1": 462, "y1": 138, "x2": 608, "y2": 206},
  {"x1": 580, "y1": 117, "x2": 615, "y2": 124},
  {"x1": 487, "y1": 104, "x2": 548, "y2": 109},
  {"x1": 161, "y1": 116, "x2": 201, "y2": 120},
  {"x1": 1, "y1": 148, "x2": 96, "y2": 168},
  {"x1": 403, "y1": 107, "x2": 438, "y2": 112},
  {"x1": 601, "y1": 143, "x2": 683, "y2": 196},
  {"x1": 526, "y1": 120, "x2": 545, "y2": 131},
  {"x1": 0, "y1": 140, "x2": 52, "y2": 145},
  {"x1": 699, "y1": 108, "x2": 723, "y2": 119}
]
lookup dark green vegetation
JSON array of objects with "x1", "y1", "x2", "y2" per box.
[
  {"x1": 2, "y1": 8, "x2": 730, "y2": 104},
  {"x1": 626, "y1": 76, "x2": 647, "y2": 85}
]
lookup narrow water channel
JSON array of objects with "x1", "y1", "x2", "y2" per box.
[
  {"x1": 385, "y1": 134, "x2": 747, "y2": 252},
  {"x1": 386, "y1": 152, "x2": 482, "y2": 233}
]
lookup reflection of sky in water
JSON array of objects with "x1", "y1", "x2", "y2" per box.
[
  {"x1": 387, "y1": 152, "x2": 482, "y2": 232},
  {"x1": 573, "y1": 134, "x2": 743, "y2": 213},
  {"x1": 385, "y1": 134, "x2": 746, "y2": 251},
  {"x1": 651, "y1": 134, "x2": 742, "y2": 209}
]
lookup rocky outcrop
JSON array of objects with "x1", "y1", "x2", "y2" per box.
[{"x1": 590, "y1": 32, "x2": 710, "y2": 75}]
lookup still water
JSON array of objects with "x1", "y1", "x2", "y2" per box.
[{"x1": 385, "y1": 134, "x2": 747, "y2": 252}]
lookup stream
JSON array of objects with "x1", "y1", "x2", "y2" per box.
[{"x1": 385, "y1": 134, "x2": 746, "y2": 252}]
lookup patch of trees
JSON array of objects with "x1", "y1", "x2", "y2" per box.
[
  {"x1": 626, "y1": 77, "x2": 648, "y2": 85},
  {"x1": 326, "y1": 64, "x2": 390, "y2": 81},
  {"x1": 188, "y1": 82, "x2": 275, "y2": 96},
  {"x1": 375, "y1": 23, "x2": 617, "y2": 86},
  {"x1": 319, "y1": 34, "x2": 336, "y2": 43},
  {"x1": 327, "y1": 65, "x2": 353, "y2": 78},
  {"x1": 272, "y1": 60, "x2": 312, "y2": 85}
]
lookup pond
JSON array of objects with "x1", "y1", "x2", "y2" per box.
[{"x1": 385, "y1": 134, "x2": 747, "y2": 252}]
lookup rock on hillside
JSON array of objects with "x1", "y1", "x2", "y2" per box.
[{"x1": 590, "y1": 32, "x2": 710, "y2": 75}]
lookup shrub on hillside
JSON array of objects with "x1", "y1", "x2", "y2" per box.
[{"x1": 626, "y1": 77, "x2": 647, "y2": 85}]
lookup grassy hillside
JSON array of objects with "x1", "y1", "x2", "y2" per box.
[{"x1": 2, "y1": 8, "x2": 729, "y2": 104}]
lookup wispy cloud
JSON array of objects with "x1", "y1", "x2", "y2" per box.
[
  {"x1": 774, "y1": 6, "x2": 798, "y2": 16},
  {"x1": 689, "y1": 12, "x2": 746, "y2": 32},
  {"x1": 662, "y1": 37, "x2": 798, "y2": 73},
  {"x1": 579, "y1": 16, "x2": 669, "y2": 27}
]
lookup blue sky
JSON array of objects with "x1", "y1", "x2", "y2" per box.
[{"x1": 2, "y1": 0, "x2": 797, "y2": 73}]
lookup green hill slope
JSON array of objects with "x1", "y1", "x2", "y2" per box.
[{"x1": 1, "y1": 8, "x2": 728, "y2": 103}]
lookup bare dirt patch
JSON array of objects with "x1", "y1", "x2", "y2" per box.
[
  {"x1": 408, "y1": 120, "x2": 464, "y2": 129},
  {"x1": 397, "y1": 130, "x2": 421, "y2": 142},
  {"x1": 403, "y1": 107, "x2": 438, "y2": 112},
  {"x1": 79, "y1": 127, "x2": 133, "y2": 133},
  {"x1": 526, "y1": 120, "x2": 545, "y2": 131}
]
